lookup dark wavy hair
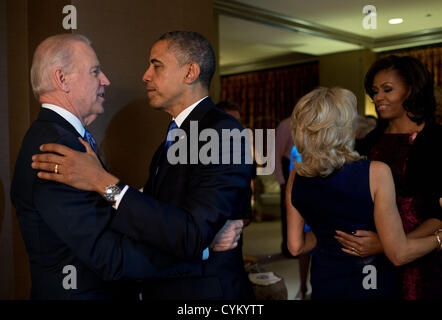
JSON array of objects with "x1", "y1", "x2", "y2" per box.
[
  {"x1": 158, "y1": 31, "x2": 216, "y2": 90},
  {"x1": 364, "y1": 55, "x2": 436, "y2": 125}
]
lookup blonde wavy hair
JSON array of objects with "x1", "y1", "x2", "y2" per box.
[{"x1": 291, "y1": 87, "x2": 361, "y2": 177}]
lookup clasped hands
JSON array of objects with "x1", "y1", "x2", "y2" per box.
[
  {"x1": 334, "y1": 230, "x2": 383, "y2": 257},
  {"x1": 31, "y1": 138, "x2": 244, "y2": 252}
]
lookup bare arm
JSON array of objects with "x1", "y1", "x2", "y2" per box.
[
  {"x1": 286, "y1": 170, "x2": 317, "y2": 256},
  {"x1": 335, "y1": 218, "x2": 441, "y2": 257},
  {"x1": 336, "y1": 175, "x2": 441, "y2": 257},
  {"x1": 371, "y1": 161, "x2": 438, "y2": 266},
  {"x1": 407, "y1": 218, "x2": 442, "y2": 239}
]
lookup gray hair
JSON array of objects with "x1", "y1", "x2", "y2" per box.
[
  {"x1": 158, "y1": 31, "x2": 216, "y2": 89},
  {"x1": 30, "y1": 33, "x2": 91, "y2": 99}
]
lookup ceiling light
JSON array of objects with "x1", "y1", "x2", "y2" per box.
[{"x1": 389, "y1": 18, "x2": 403, "y2": 24}]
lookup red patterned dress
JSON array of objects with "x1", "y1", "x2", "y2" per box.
[{"x1": 367, "y1": 130, "x2": 442, "y2": 300}]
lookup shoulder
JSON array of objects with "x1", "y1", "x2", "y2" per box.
[
  {"x1": 369, "y1": 161, "x2": 392, "y2": 187},
  {"x1": 28, "y1": 119, "x2": 85, "y2": 152},
  {"x1": 370, "y1": 160, "x2": 390, "y2": 174},
  {"x1": 24, "y1": 118, "x2": 73, "y2": 144},
  {"x1": 202, "y1": 106, "x2": 244, "y2": 131},
  {"x1": 368, "y1": 161, "x2": 393, "y2": 201}
]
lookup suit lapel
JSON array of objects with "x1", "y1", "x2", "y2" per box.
[{"x1": 152, "y1": 97, "x2": 215, "y2": 195}]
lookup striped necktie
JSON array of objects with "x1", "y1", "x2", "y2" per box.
[
  {"x1": 83, "y1": 129, "x2": 97, "y2": 152},
  {"x1": 164, "y1": 120, "x2": 178, "y2": 151}
]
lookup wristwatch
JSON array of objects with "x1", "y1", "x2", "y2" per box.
[{"x1": 103, "y1": 181, "x2": 126, "y2": 202}]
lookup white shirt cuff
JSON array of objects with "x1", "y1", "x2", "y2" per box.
[{"x1": 112, "y1": 185, "x2": 129, "y2": 210}]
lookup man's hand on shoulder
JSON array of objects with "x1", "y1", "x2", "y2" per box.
[{"x1": 32, "y1": 137, "x2": 118, "y2": 194}]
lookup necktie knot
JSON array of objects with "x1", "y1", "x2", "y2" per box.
[
  {"x1": 164, "y1": 120, "x2": 178, "y2": 151},
  {"x1": 83, "y1": 129, "x2": 97, "y2": 152}
]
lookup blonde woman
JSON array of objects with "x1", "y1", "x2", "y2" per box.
[{"x1": 286, "y1": 87, "x2": 440, "y2": 300}]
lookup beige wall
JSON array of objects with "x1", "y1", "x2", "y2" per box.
[
  {"x1": 3, "y1": 0, "x2": 216, "y2": 299},
  {"x1": 319, "y1": 49, "x2": 376, "y2": 115}
]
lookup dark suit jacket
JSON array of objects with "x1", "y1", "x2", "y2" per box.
[
  {"x1": 11, "y1": 108, "x2": 200, "y2": 300},
  {"x1": 112, "y1": 97, "x2": 255, "y2": 300}
]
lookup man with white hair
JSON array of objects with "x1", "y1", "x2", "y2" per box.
[{"x1": 11, "y1": 34, "x2": 239, "y2": 299}]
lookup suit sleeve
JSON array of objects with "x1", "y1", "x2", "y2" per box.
[
  {"x1": 112, "y1": 118, "x2": 253, "y2": 261},
  {"x1": 33, "y1": 134, "x2": 201, "y2": 281}
]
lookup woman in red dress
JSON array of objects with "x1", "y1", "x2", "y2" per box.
[{"x1": 336, "y1": 55, "x2": 442, "y2": 299}]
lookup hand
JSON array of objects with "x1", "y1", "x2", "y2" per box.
[
  {"x1": 334, "y1": 230, "x2": 383, "y2": 257},
  {"x1": 31, "y1": 138, "x2": 117, "y2": 193},
  {"x1": 210, "y1": 219, "x2": 244, "y2": 252}
]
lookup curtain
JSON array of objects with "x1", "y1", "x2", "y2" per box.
[
  {"x1": 220, "y1": 62, "x2": 319, "y2": 130},
  {"x1": 380, "y1": 45, "x2": 442, "y2": 87}
]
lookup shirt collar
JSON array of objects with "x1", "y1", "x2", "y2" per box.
[
  {"x1": 173, "y1": 96, "x2": 208, "y2": 127},
  {"x1": 42, "y1": 103, "x2": 86, "y2": 137}
]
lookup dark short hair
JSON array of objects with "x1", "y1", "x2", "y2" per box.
[
  {"x1": 216, "y1": 100, "x2": 241, "y2": 113},
  {"x1": 364, "y1": 55, "x2": 436, "y2": 124},
  {"x1": 158, "y1": 31, "x2": 216, "y2": 89}
]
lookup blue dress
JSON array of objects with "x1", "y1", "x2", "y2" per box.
[{"x1": 291, "y1": 159, "x2": 398, "y2": 300}]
